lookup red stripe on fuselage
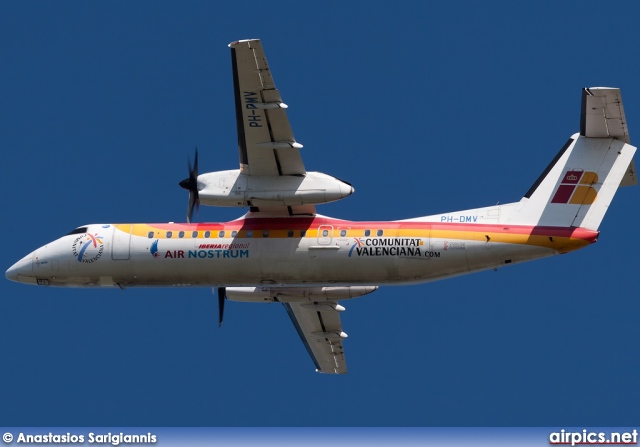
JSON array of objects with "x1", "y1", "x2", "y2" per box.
[{"x1": 143, "y1": 217, "x2": 599, "y2": 243}]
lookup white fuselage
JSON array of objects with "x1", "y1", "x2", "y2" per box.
[{"x1": 6, "y1": 213, "x2": 598, "y2": 292}]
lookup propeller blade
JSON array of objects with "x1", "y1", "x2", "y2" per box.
[
  {"x1": 217, "y1": 287, "x2": 226, "y2": 327},
  {"x1": 179, "y1": 147, "x2": 200, "y2": 224},
  {"x1": 187, "y1": 191, "x2": 196, "y2": 224},
  {"x1": 193, "y1": 148, "x2": 198, "y2": 179}
]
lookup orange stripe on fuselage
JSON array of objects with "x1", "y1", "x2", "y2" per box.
[{"x1": 114, "y1": 218, "x2": 598, "y2": 254}]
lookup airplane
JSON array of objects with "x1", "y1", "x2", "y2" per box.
[{"x1": 6, "y1": 39, "x2": 638, "y2": 374}]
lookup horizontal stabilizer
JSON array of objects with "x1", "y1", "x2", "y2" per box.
[
  {"x1": 580, "y1": 87, "x2": 637, "y2": 187},
  {"x1": 581, "y1": 87, "x2": 630, "y2": 143},
  {"x1": 508, "y1": 87, "x2": 637, "y2": 230}
]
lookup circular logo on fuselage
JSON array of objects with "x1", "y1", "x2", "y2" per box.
[{"x1": 72, "y1": 233, "x2": 104, "y2": 263}]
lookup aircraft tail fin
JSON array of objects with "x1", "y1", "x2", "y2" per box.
[{"x1": 508, "y1": 88, "x2": 637, "y2": 231}]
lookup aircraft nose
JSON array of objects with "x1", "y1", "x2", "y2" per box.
[
  {"x1": 5, "y1": 254, "x2": 34, "y2": 284},
  {"x1": 5, "y1": 264, "x2": 18, "y2": 282}
]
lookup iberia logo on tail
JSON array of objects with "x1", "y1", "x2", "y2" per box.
[{"x1": 551, "y1": 170, "x2": 598, "y2": 204}]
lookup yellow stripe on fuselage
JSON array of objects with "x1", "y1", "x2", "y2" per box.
[{"x1": 113, "y1": 222, "x2": 594, "y2": 255}]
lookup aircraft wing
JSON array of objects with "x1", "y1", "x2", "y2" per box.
[
  {"x1": 283, "y1": 302, "x2": 348, "y2": 374},
  {"x1": 229, "y1": 39, "x2": 305, "y2": 177}
]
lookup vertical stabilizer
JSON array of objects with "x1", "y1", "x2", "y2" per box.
[{"x1": 507, "y1": 88, "x2": 636, "y2": 230}]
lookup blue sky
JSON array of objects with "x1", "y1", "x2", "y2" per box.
[{"x1": 2, "y1": 1, "x2": 639, "y2": 426}]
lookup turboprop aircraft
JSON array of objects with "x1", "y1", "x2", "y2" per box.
[{"x1": 5, "y1": 39, "x2": 638, "y2": 374}]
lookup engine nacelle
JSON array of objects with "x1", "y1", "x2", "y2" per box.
[
  {"x1": 197, "y1": 170, "x2": 354, "y2": 207},
  {"x1": 225, "y1": 286, "x2": 378, "y2": 303}
]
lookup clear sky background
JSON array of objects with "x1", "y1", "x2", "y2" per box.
[{"x1": 2, "y1": 1, "x2": 639, "y2": 426}]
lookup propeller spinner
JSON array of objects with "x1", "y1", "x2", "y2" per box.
[{"x1": 179, "y1": 147, "x2": 200, "y2": 224}]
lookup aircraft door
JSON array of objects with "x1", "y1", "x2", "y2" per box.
[
  {"x1": 112, "y1": 225, "x2": 132, "y2": 260},
  {"x1": 317, "y1": 225, "x2": 333, "y2": 245}
]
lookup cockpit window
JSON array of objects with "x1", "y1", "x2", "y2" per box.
[{"x1": 67, "y1": 227, "x2": 88, "y2": 235}]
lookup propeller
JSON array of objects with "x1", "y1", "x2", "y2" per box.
[
  {"x1": 217, "y1": 287, "x2": 226, "y2": 327},
  {"x1": 178, "y1": 147, "x2": 199, "y2": 224}
]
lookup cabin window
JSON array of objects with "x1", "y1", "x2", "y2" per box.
[
  {"x1": 364, "y1": 229, "x2": 371, "y2": 237},
  {"x1": 246, "y1": 230, "x2": 253, "y2": 238},
  {"x1": 219, "y1": 230, "x2": 225, "y2": 238},
  {"x1": 300, "y1": 230, "x2": 306, "y2": 237},
  {"x1": 178, "y1": 231, "x2": 185, "y2": 238},
  {"x1": 147, "y1": 231, "x2": 154, "y2": 238},
  {"x1": 204, "y1": 230, "x2": 211, "y2": 238},
  {"x1": 340, "y1": 229, "x2": 347, "y2": 237},
  {"x1": 322, "y1": 229, "x2": 329, "y2": 237},
  {"x1": 263, "y1": 230, "x2": 270, "y2": 238},
  {"x1": 377, "y1": 229, "x2": 384, "y2": 237},
  {"x1": 231, "y1": 230, "x2": 238, "y2": 238},
  {"x1": 287, "y1": 230, "x2": 294, "y2": 237},
  {"x1": 192, "y1": 231, "x2": 198, "y2": 238},
  {"x1": 166, "y1": 231, "x2": 173, "y2": 238}
]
